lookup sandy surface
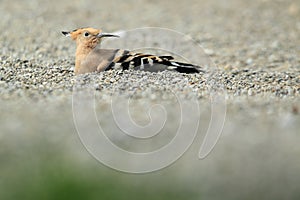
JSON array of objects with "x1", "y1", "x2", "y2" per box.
[{"x1": 0, "y1": 0, "x2": 300, "y2": 199}]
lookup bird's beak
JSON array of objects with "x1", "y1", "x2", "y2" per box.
[{"x1": 97, "y1": 33, "x2": 120, "y2": 38}]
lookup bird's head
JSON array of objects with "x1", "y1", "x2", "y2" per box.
[{"x1": 62, "y1": 27, "x2": 119, "y2": 49}]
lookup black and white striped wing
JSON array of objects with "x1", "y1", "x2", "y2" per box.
[{"x1": 106, "y1": 50, "x2": 203, "y2": 74}]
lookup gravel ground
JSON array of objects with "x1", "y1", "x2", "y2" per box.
[{"x1": 0, "y1": 0, "x2": 300, "y2": 199}]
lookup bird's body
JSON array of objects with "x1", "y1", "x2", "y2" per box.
[{"x1": 62, "y1": 27, "x2": 202, "y2": 75}]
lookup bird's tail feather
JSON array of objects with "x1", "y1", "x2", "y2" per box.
[{"x1": 167, "y1": 61, "x2": 204, "y2": 74}]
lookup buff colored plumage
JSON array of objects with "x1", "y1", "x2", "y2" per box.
[{"x1": 62, "y1": 27, "x2": 202, "y2": 75}]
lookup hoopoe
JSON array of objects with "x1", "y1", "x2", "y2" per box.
[{"x1": 62, "y1": 27, "x2": 202, "y2": 75}]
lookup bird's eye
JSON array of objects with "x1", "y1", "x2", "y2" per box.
[{"x1": 84, "y1": 32, "x2": 90, "y2": 37}]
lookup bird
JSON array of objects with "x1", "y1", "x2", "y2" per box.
[{"x1": 62, "y1": 27, "x2": 203, "y2": 75}]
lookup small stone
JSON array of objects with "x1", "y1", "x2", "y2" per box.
[
  {"x1": 248, "y1": 88, "x2": 254, "y2": 96},
  {"x1": 271, "y1": 41, "x2": 279, "y2": 49},
  {"x1": 204, "y1": 49, "x2": 215, "y2": 56},
  {"x1": 246, "y1": 58, "x2": 253, "y2": 65}
]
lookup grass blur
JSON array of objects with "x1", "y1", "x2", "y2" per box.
[{"x1": 0, "y1": 132, "x2": 199, "y2": 200}]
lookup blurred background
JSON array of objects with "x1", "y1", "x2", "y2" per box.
[{"x1": 0, "y1": 0, "x2": 300, "y2": 199}]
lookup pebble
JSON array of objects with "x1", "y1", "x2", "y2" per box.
[
  {"x1": 246, "y1": 58, "x2": 253, "y2": 65},
  {"x1": 204, "y1": 49, "x2": 215, "y2": 56}
]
